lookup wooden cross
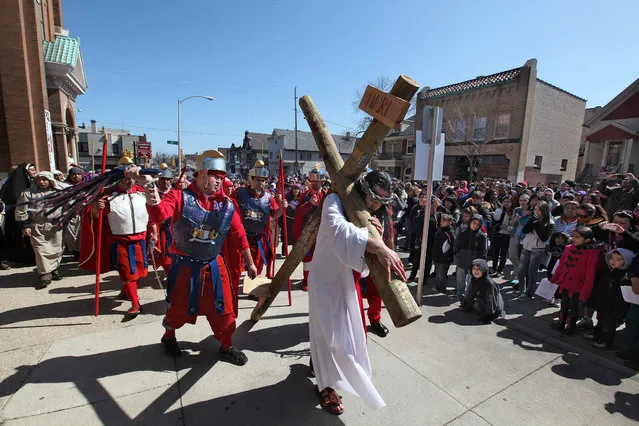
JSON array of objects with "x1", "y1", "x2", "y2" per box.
[{"x1": 251, "y1": 75, "x2": 421, "y2": 327}]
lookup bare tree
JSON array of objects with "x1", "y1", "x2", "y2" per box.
[
  {"x1": 352, "y1": 75, "x2": 417, "y2": 133},
  {"x1": 152, "y1": 151, "x2": 178, "y2": 168},
  {"x1": 443, "y1": 100, "x2": 491, "y2": 182}
]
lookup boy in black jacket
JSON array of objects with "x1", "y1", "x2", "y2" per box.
[
  {"x1": 432, "y1": 214, "x2": 455, "y2": 294},
  {"x1": 454, "y1": 214, "x2": 488, "y2": 301}
]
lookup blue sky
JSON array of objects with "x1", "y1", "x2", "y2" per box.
[{"x1": 65, "y1": 0, "x2": 639, "y2": 156}]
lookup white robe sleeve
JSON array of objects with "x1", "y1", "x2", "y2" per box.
[{"x1": 322, "y1": 193, "x2": 369, "y2": 273}]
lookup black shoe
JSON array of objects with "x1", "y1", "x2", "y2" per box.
[
  {"x1": 219, "y1": 346, "x2": 248, "y2": 366},
  {"x1": 161, "y1": 336, "x2": 183, "y2": 357},
  {"x1": 369, "y1": 321, "x2": 389, "y2": 337},
  {"x1": 51, "y1": 270, "x2": 62, "y2": 281},
  {"x1": 0, "y1": 261, "x2": 10, "y2": 270}
]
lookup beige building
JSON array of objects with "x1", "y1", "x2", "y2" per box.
[
  {"x1": 410, "y1": 59, "x2": 586, "y2": 183},
  {"x1": 77, "y1": 120, "x2": 148, "y2": 171}
]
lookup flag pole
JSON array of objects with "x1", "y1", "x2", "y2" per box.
[{"x1": 94, "y1": 131, "x2": 108, "y2": 316}]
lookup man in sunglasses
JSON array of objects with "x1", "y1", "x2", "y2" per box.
[
  {"x1": 308, "y1": 170, "x2": 405, "y2": 415},
  {"x1": 231, "y1": 160, "x2": 287, "y2": 277},
  {"x1": 128, "y1": 150, "x2": 257, "y2": 366}
]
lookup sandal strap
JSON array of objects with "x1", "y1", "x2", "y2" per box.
[{"x1": 320, "y1": 387, "x2": 342, "y2": 406}]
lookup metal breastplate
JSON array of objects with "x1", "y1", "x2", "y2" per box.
[
  {"x1": 237, "y1": 187, "x2": 271, "y2": 233},
  {"x1": 172, "y1": 190, "x2": 234, "y2": 261},
  {"x1": 108, "y1": 192, "x2": 149, "y2": 235}
]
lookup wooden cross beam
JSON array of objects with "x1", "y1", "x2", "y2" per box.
[{"x1": 251, "y1": 75, "x2": 421, "y2": 327}]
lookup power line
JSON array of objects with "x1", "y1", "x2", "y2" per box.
[{"x1": 76, "y1": 117, "x2": 242, "y2": 137}]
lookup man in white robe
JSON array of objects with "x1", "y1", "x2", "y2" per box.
[{"x1": 308, "y1": 170, "x2": 406, "y2": 415}]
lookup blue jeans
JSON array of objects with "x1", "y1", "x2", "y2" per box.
[
  {"x1": 456, "y1": 266, "x2": 471, "y2": 300},
  {"x1": 517, "y1": 248, "x2": 546, "y2": 297},
  {"x1": 435, "y1": 263, "x2": 450, "y2": 293}
]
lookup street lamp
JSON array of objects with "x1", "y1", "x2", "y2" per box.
[{"x1": 177, "y1": 95, "x2": 214, "y2": 171}]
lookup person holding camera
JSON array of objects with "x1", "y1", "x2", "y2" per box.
[{"x1": 598, "y1": 173, "x2": 639, "y2": 221}]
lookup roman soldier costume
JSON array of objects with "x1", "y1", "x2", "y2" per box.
[
  {"x1": 231, "y1": 161, "x2": 280, "y2": 277},
  {"x1": 79, "y1": 153, "x2": 149, "y2": 317},
  {"x1": 293, "y1": 164, "x2": 326, "y2": 290},
  {"x1": 145, "y1": 150, "x2": 252, "y2": 365}
]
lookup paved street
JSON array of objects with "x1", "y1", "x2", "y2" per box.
[{"x1": 1, "y1": 252, "x2": 638, "y2": 425}]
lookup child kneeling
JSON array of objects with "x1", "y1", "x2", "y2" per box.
[{"x1": 459, "y1": 259, "x2": 505, "y2": 323}]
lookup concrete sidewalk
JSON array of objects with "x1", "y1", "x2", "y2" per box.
[{"x1": 0, "y1": 256, "x2": 638, "y2": 425}]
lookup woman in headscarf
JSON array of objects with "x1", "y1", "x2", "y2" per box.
[
  {"x1": 0, "y1": 163, "x2": 36, "y2": 264},
  {"x1": 14, "y1": 171, "x2": 64, "y2": 288}
]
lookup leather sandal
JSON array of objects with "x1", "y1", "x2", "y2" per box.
[{"x1": 315, "y1": 386, "x2": 343, "y2": 415}]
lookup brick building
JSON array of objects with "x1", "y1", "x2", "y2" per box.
[
  {"x1": 0, "y1": 0, "x2": 87, "y2": 177},
  {"x1": 415, "y1": 59, "x2": 586, "y2": 183},
  {"x1": 579, "y1": 78, "x2": 639, "y2": 182}
]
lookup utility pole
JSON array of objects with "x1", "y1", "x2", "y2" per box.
[{"x1": 294, "y1": 86, "x2": 298, "y2": 175}]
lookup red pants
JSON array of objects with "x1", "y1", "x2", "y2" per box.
[
  {"x1": 365, "y1": 276, "x2": 382, "y2": 324},
  {"x1": 352, "y1": 272, "x2": 367, "y2": 335},
  {"x1": 112, "y1": 240, "x2": 148, "y2": 282},
  {"x1": 248, "y1": 234, "x2": 272, "y2": 277},
  {"x1": 163, "y1": 257, "x2": 236, "y2": 350}
]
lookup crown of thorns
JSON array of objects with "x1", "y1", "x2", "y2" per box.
[{"x1": 359, "y1": 177, "x2": 393, "y2": 205}]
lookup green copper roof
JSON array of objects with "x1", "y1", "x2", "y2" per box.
[{"x1": 43, "y1": 36, "x2": 80, "y2": 67}]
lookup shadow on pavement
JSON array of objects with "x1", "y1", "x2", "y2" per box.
[
  {"x1": 605, "y1": 391, "x2": 639, "y2": 421},
  {"x1": 0, "y1": 295, "x2": 167, "y2": 326},
  {"x1": 495, "y1": 327, "x2": 562, "y2": 354},
  {"x1": 174, "y1": 363, "x2": 344, "y2": 426},
  {"x1": 550, "y1": 352, "x2": 632, "y2": 386},
  {"x1": 0, "y1": 317, "x2": 318, "y2": 424},
  {"x1": 427, "y1": 307, "x2": 491, "y2": 327}
]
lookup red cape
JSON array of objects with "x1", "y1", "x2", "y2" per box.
[{"x1": 78, "y1": 205, "x2": 112, "y2": 273}]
